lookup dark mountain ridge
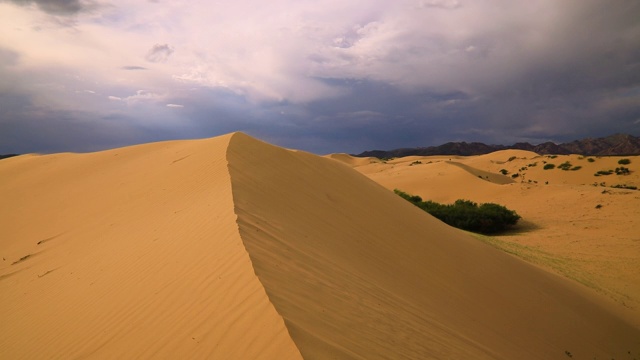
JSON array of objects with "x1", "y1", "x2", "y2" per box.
[{"x1": 355, "y1": 133, "x2": 640, "y2": 158}]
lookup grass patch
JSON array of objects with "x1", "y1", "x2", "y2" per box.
[{"x1": 470, "y1": 233, "x2": 603, "y2": 293}]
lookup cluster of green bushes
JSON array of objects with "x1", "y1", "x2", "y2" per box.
[
  {"x1": 595, "y1": 167, "x2": 631, "y2": 176},
  {"x1": 394, "y1": 189, "x2": 521, "y2": 234}
]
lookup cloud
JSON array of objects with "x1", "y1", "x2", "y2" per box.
[
  {"x1": 121, "y1": 65, "x2": 147, "y2": 70},
  {"x1": 418, "y1": 0, "x2": 461, "y2": 10},
  {"x1": 2, "y1": 0, "x2": 95, "y2": 15},
  {"x1": 166, "y1": 103, "x2": 183, "y2": 108},
  {"x1": 145, "y1": 43, "x2": 173, "y2": 63},
  {"x1": 1, "y1": 0, "x2": 639, "y2": 155}
]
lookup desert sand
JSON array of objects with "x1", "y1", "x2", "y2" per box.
[
  {"x1": 1, "y1": 132, "x2": 639, "y2": 359},
  {"x1": 332, "y1": 150, "x2": 640, "y2": 323}
]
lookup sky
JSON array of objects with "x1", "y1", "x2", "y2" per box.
[{"x1": 1, "y1": 0, "x2": 639, "y2": 155}]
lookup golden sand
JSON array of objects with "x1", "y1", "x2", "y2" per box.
[{"x1": 1, "y1": 133, "x2": 638, "y2": 359}]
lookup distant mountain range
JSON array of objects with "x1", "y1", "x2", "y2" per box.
[{"x1": 355, "y1": 133, "x2": 640, "y2": 158}]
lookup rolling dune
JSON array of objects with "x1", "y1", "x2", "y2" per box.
[
  {"x1": 1, "y1": 133, "x2": 639, "y2": 359},
  {"x1": 340, "y1": 150, "x2": 640, "y2": 322}
]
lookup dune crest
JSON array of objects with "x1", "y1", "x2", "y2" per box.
[{"x1": 1, "y1": 132, "x2": 639, "y2": 359}]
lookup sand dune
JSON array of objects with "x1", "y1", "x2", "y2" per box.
[
  {"x1": 0, "y1": 135, "x2": 301, "y2": 359},
  {"x1": 338, "y1": 150, "x2": 640, "y2": 322},
  {"x1": 1, "y1": 133, "x2": 639, "y2": 359}
]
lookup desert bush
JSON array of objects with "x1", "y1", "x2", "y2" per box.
[
  {"x1": 570, "y1": 166, "x2": 582, "y2": 171},
  {"x1": 618, "y1": 158, "x2": 631, "y2": 165},
  {"x1": 394, "y1": 189, "x2": 521, "y2": 234},
  {"x1": 511, "y1": 173, "x2": 519, "y2": 178},
  {"x1": 548, "y1": 155, "x2": 558, "y2": 159},
  {"x1": 499, "y1": 169, "x2": 509, "y2": 175},
  {"x1": 611, "y1": 184, "x2": 638, "y2": 190},
  {"x1": 558, "y1": 161, "x2": 572, "y2": 171},
  {"x1": 543, "y1": 164, "x2": 556, "y2": 170},
  {"x1": 587, "y1": 158, "x2": 595, "y2": 162},
  {"x1": 507, "y1": 156, "x2": 517, "y2": 162},
  {"x1": 409, "y1": 160, "x2": 422, "y2": 166},
  {"x1": 615, "y1": 167, "x2": 630, "y2": 175},
  {"x1": 595, "y1": 170, "x2": 613, "y2": 176}
]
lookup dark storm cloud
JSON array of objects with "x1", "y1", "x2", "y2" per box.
[
  {"x1": 1, "y1": 0, "x2": 639, "y2": 155},
  {"x1": 3, "y1": 0, "x2": 90, "y2": 15},
  {"x1": 145, "y1": 44, "x2": 173, "y2": 63}
]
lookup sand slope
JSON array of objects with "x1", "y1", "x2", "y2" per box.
[
  {"x1": 1, "y1": 133, "x2": 639, "y2": 359},
  {"x1": 0, "y1": 134, "x2": 301, "y2": 359},
  {"x1": 337, "y1": 150, "x2": 640, "y2": 321},
  {"x1": 228, "y1": 133, "x2": 639, "y2": 359}
]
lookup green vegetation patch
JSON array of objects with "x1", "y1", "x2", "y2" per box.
[
  {"x1": 543, "y1": 163, "x2": 556, "y2": 170},
  {"x1": 618, "y1": 158, "x2": 631, "y2": 165},
  {"x1": 611, "y1": 184, "x2": 638, "y2": 190},
  {"x1": 394, "y1": 189, "x2": 521, "y2": 234},
  {"x1": 557, "y1": 161, "x2": 572, "y2": 170},
  {"x1": 615, "y1": 166, "x2": 630, "y2": 175},
  {"x1": 594, "y1": 170, "x2": 613, "y2": 176}
]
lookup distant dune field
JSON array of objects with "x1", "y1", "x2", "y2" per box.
[
  {"x1": 1, "y1": 133, "x2": 639, "y2": 359},
  {"x1": 330, "y1": 150, "x2": 640, "y2": 323}
]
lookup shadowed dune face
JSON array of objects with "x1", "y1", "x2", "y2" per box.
[
  {"x1": 1, "y1": 132, "x2": 639, "y2": 359},
  {"x1": 227, "y1": 133, "x2": 640, "y2": 359}
]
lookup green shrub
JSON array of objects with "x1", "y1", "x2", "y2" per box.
[
  {"x1": 500, "y1": 169, "x2": 509, "y2": 175},
  {"x1": 558, "y1": 161, "x2": 572, "y2": 171},
  {"x1": 507, "y1": 156, "x2": 517, "y2": 162},
  {"x1": 570, "y1": 166, "x2": 582, "y2": 171},
  {"x1": 394, "y1": 189, "x2": 521, "y2": 234},
  {"x1": 409, "y1": 160, "x2": 422, "y2": 166},
  {"x1": 615, "y1": 167, "x2": 630, "y2": 175},
  {"x1": 544, "y1": 163, "x2": 556, "y2": 170},
  {"x1": 587, "y1": 158, "x2": 595, "y2": 162},
  {"x1": 618, "y1": 158, "x2": 631, "y2": 165},
  {"x1": 611, "y1": 184, "x2": 637, "y2": 190},
  {"x1": 595, "y1": 170, "x2": 613, "y2": 176}
]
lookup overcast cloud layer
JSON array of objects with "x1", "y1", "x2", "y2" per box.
[{"x1": 1, "y1": 0, "x2": 639, "y2": 154}]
